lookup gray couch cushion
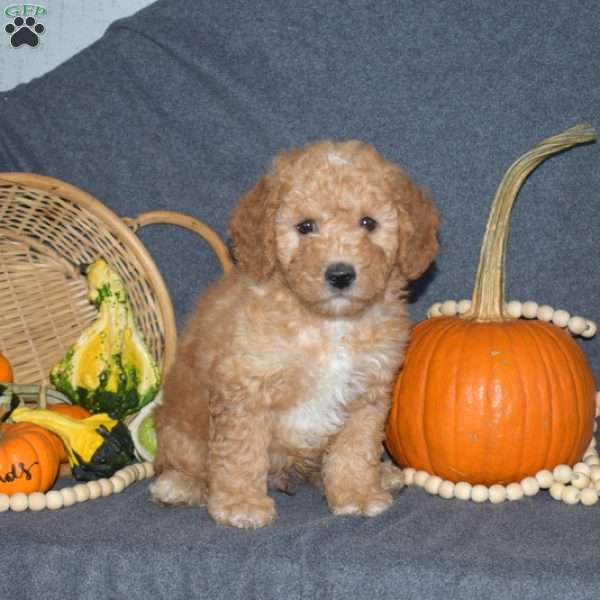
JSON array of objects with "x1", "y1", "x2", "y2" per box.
[{"x1": 0, "y1": 1, "x2": 599, "y2": 598}]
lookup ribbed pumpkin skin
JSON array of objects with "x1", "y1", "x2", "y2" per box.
[
  {"x1": 0, "y1": 352, "x2": 12, "y2": 382},
  {"x1": 386, "y1": 317, "x2": 597, "y2": 485},
  {"x1": 0, "y1": 422, "x2": 61, "y2": 495}
]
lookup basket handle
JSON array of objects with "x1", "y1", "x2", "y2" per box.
[{"x1": 123, "y1": 210, "x2": 234, "y2": 273}]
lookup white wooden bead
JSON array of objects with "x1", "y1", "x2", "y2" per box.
[
  {"x1": 45, "y1": 490, "x2": 64, "y2": 510},
  {"x1": 561, "y1": 485, "x2": 580, "y2": 505},
  {"x1": 61, "y1": 487, "x2": 77, "y2": 507},
  {"x1": 424, "y1": 475, "x2": 442, "y2": 495},
  {"x1": 535, "y1": 469, "x2": 554, "y2": 489},
  {"x1": 573, "y1": 462, "x2": 591, "y2": 476},
  {"x1": 595, "y1": 480, "x2": 600, "y2": 492},
  {"x1": 571, "y1": 472, "x2": 590, "y2": 490},
  {"x1": 537, "y1": 305, "x2": 554, "y2": 322},
  {"x1": 441, "y1": 300, "x2": 458, "y2": 316},
  {"x1": 520, "y1": 477, "x2": 540, "y2": 496},
  {"x1": 115, "y1": 468, "x2": 134, "y2": 486},
  {"x1": 549, "y1": 482, "x2": 565, "y2": 501},
  {"x1": 587, "y1": 437, "x2": 597, "y2": 449},
  {"x1": 9, "y1": 493, "x2": 28, "y2": 512},
  {"x1": 110, "y1": 475, "x2": 127, "y2": 494},
  {"x1": 505, "y1": 300, "x2": 523, "y2": 318},
  {"x1": 506, "y1": 482, "x2": 524, "y2": 501},
  {"x1": 471, "y1": 484, "x2": 489, "y2": 503},
  {"x1": 403, "y1": 467, "x2": 416, "y2": 485},
  {"x1": 0, "y1": 494, "x2": 9, "y2": 512},
  {"x1": 457, "y1": 299, "x2": 472, "y2": 314},
  {"x1": 126, "y1": 465, "x2": 140, "y2": 481},
  {"x1": 28, "y1": 492, "x2": 46, "y2": 512},
  {"x1": 142, "y1": 462, "x2": 155, "y2": 478},
  {"x1": 552, "y1": 309, "x2": 570, "y2": 328},
  {"x1": 522, "y1": 301, "x2": 539, "y2": 319},
  {"x1": 87, "y1": 480, "x2": 102, "y2": 500},
  {"x1": 567, "y1": 316, "x2": 587, "y2": 336},
  {"x1": 552, "y1": 464, "x2": 573, "y2": 484},
  {"x1": 73, "y1": 483, "x2": 90, "y2": 503},
  {"x1": 428, "y1": 302, "x2": 442, "y2": 318},
  {"x1": 488, "y1": 484, "x2": 507, "y2": 503},
  {"x1": 413, "y1": 470, "x2": 430, "y2": 487},
  {"x1": 99, "y1": 478, "x2": 114, "y2": 497},
  {"x1": 584, "y1": 455, "x2": 600, "y2": 466},
  {"x1": 438, "y1": 480, "x2": 455, "y2": 499},
  {"x1": 454, "y1": 481, "x2": 472, "y2": 501},
  {"x1": 133, "y1": 463, "x2": 146, "y2": 480},
  {"x1": 582, "y1": 320, "x2": 597, "y2": 338},
  {"x1": 580, "y1": 488, "x2": 599, "y2": 506},
  {"x1": 589, "y1": 465, "x2": 600, "y2": 484}
]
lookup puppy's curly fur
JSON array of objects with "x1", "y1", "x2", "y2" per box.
[{"x1": 150, "y1": 140, "x2": 440, "y2": 528}]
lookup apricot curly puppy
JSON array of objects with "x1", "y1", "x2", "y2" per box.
[{"x1": 150, "y1": 140, "x2": 440, "y2": 528}]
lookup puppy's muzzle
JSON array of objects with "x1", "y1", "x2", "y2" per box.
[{"x1": 325, "y1": 262, "x2": 356, "y2": 290}]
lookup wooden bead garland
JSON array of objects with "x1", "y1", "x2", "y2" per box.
[
  {"x1": 427, "y1": 299, "x2": 597, "y2": 338},
  {"x1": 402, "y1": 391, "x2": 600, "y2": 506},
  {"x1": 0, "y1": 462, "x2": 154, "y2": 513}
]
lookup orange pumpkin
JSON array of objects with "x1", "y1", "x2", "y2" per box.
[
  {"x1": 387, "y1": 317, "x2": 596, "y2": 485},
  {"x1": 0, "y1": 352, "x2": 12, "y2": 383},
  {"x1": 0, "y1": 422, "x2": 61, "y2": 495},
  {"x1": 48, "y1": 403, "x2": 91, "y2": 420},
  {"x1": 386, "y1": 124, "x2": 598, "y2": 486},
  {"x1": 47, "y1": 403, "x2": 91, "y2": 462}
]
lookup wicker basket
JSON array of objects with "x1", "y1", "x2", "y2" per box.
[{"x1": 0, "y1": 172, "x2": 233, "y2": 395}]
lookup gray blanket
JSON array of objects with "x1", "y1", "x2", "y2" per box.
[
  {"x1": 1, "y1": 1, "x2": 599, "y2": 598},
  {"x1": 2, "y1": 478, "x2": 599, "y2": 599}
]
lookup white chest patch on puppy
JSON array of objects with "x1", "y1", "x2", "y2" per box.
[{"x1": 281, "y1": 320, "x2": 357, "y2": 448}]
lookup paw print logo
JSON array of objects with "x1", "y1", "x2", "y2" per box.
[{"x1": 5, "y1": 16, "x2": 45, "y2": 48}]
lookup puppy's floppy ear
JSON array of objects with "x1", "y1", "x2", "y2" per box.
[
  {"x1": 229, "y1": 176, "x2": 279, "y2": 281},
  {"x1": 391, "y1": 168, "x2": 441, "y2": 281}
]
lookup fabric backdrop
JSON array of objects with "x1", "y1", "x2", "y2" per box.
[{"x1": 1, "y1": 0, "x2": 598, "y2": 379}]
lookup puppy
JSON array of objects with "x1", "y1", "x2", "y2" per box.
[{"x1": 150, "y1": 140, "x2": 440, "y2": 528}]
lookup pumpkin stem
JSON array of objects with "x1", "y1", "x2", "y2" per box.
[{"x1": 463, "y1": 123, "x2": 597, "y2": 322}]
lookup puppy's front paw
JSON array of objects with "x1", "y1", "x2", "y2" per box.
[
  {"x1": 329, "y1": 489, "x2": 393, "y2": 518},
  {"x1": 208, "y1": 494, "x2": 277, "y2": 529}
]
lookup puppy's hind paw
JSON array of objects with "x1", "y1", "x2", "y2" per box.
[
  {"x1": 208, "y1": 495, "x2": 277, "y2": 529},
  {"x1": 380, "y1": 461, "x2": 405, "y2": 491},
  {"x1": 150, "y1": 470, "x2": 207, "y2": 507}
]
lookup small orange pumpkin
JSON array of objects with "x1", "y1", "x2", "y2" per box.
[
  {"x1": 0, "y1": 352, "x2": 12, "y2": 383},
  {"x1": 48, "y1": 403, "x2": 91, "y2": 420},
  {"x1": 386, "y1": 124, "x2": 598, "y2": 486},
  {"x1": 0, "y1": 421, "x2": 61, "y2": 495}
]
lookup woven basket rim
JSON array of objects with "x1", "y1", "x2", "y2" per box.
[{"x1": 0, "y1": 171, "x2": 178, "y2": 374}]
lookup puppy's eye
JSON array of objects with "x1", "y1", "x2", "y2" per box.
[
  {"x1": 360, "y1": 216, "x2": 378, "y2": 232},
  {"x1": 296, "y1": 220, "x2": 317, "y2": 235}
]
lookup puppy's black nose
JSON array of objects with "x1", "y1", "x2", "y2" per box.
[{"x1": 325, "y1": 262, "x2": 356, "y2": 290}]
